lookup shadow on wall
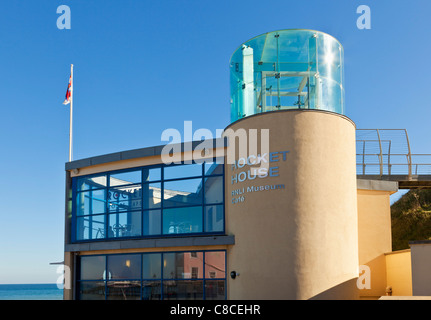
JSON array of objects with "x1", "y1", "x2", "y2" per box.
[{"x1": 309, "y1": 279, "x2": 360, "y2": 300}]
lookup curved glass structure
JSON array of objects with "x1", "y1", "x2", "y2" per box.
[{"x1": 230, "y1": 29, "x2": 345, "y2": 123}]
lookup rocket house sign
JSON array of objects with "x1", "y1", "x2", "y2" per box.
[{"x1": 230, "y1": 150, "x2": 288, "y2": 204}]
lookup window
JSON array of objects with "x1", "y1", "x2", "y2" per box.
[
  {"x1": 77, "y1": 250, "x2": 226, "y2": 300},
  {"x1": 72, "y1": 160, "x2": 224, "y2": 241}
]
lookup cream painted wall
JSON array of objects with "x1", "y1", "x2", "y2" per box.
[
  {"x1": 224, "y1": 110, "x2": 359, "y2": 300},
  {"x1": 385, "y1": 250, "x2": 412, "y2": 296},
  {"x1": 357, "y1": 189, "x2": 393, "y2": 298}
]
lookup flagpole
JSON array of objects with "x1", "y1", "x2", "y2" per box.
[{"x1": 69, "y1": 64, "x2": 74, "y2": 162}]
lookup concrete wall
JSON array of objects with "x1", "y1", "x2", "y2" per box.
[
  {"x1": 410, "y1": 242, "x2": 431, "y2": 296},
  {"x1": 224, "y1": 110, "x2": 359, "y2": 300}
]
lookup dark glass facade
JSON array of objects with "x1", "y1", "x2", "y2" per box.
[{"x1": 77, "y1": 250, "x2": 226, "y2": 300}]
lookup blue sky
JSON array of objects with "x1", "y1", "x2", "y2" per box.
[{"x1": 0, "y1": 0, "x2": 430, "y2": 284}]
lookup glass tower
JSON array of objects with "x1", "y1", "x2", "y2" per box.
[{"x1": 229, "y1": 29, "x2": 345, "y2": 122}]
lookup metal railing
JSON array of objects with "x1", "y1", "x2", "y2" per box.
[{"x1": 356, "y1": 129, "x2": 431, "y2": 180}]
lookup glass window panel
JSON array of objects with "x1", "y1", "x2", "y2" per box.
[
  {"x1": 143, "y1": 167, "x2": 161, "y2": 182},
  {"x1": 76, "y1": 215, "x2": 105, "y2": 241},
  {"x1": 204, "y1": 205, "x2": 224, "y2": 232},
  {"x1": 76, "y1": 175, "x2": 107, "y2": 191},
  {"x1": 142, "y1": 253, "x2": 162, "y2": 279},
  {"x1": 143, "y1": 210, "x2": 161, "y2": 236},
  {"x1": 163, "y1": 252, "x2": 203, "y2": 280},
  {"x1": 205, "y1": 280, "x2": 225, "y2": 300},
  {"x1": 110, "y1": 170, "x2": 141, "y2": 186},
  {"x1": 108, "y1": 185, "x2": 142, "y2": 212},
  {"x1": 106, "y1": 281, "x2": 141, "y2": 300},
  {"x1": 163, "y1": 179, "x2": 203, "y2": 208},
  {"x1": 76, "y1": 189, "x2": 106, "y2": 216},
  {"x1": 142, "y1": 281, "x2": 161, "y2": 300},
  {"x1": 108, "y1": 211, "x2": 141, "y2": 238},
  {"x1": 204, "y1": 158, "x2": 224, "y2": 176},
  {"x1": 163, "y1": 280, "x2": 203, "y2": 300},
  {"x1": 108, "y1": 254, "x2": 141, "y2": 280},
  {"x1": 204, "y1": 176, "x2": 223, "y2": 204},
  {"x1": 142, "y1": 183, "x2": 161, "y2": 209},
  {"x1": 204, "y1": 252, "x2": 225, "y2": 279},
  {"x1": 80, "y1": 256, "x2": 106, "y2": 280},
  {"x1": 163, "y1": 207, "x2": 203, "y2": 234},
  {"x1": 79, "y1": 281, "x2": 105, "y2": 300},
  {"x1": 164, "y1": 163, "x2": 202, "y2": 180}
]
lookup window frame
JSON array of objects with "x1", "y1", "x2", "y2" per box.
[
  {"x1": 71, "y1": 159, "x2": 225, "y2": 243},
  {"x1": 76, "y1": 250, "x2": 227, "y2": 300}
]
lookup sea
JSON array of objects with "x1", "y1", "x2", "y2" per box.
[{"x1": 0, "y1": 284, "x2": 63, "y2": 300}]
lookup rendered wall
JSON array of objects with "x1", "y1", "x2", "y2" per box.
[
  {"x1": 224, "y1": 110, "x2": 359, "y2": 300},
  {"x1": 385, "y1": 250, "x2": 412, "y2": 296},
  {"x1": 356, "y1": 187, "x2": 394, "y2": 299},
  {"x1": 410, "y1": 242, "x2": 431, "y2": 296}
]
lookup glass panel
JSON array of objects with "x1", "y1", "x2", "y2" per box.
[
  {"x1": 80, "y1": 256, "x2": 106, "y2": 280},
  {"x1": 163, "y1": 280, "x2": 203, "y2": 300},
  {"x1": 164, "y1": 179, "x2": 203, "y2": 208},
  {"x1": 76, "y1": 189, "x2": 106, "y2": 216},
  {"x1": 163, "y1": 252, "x2": 203, "y2": 279},
  {"x1": 79, "y1": 281, "x2": 105, "y2": 300},
  {"x1": 204, "y1": 205, "x2": 224, "y2": 232},
  {"x1": 108, "y1": 184, "x2": 142, "y2": 212},
  {"x1": 205, "y1": 280, "x2": 225, "y2": 300},
  {"x1": 106, "y1": 281, "x2": 141, "y2": 300},
  {"x1": 108, "y1": 211, "x2": 141, "y2": 238},
  {"x1": 108, "y1": 254, "x2": 141, "y2": 280},
  {"x1": 142, "y1": 183, "x2": 161, "y2": 209},
  {"x1": 204, "y1": 252, "x2": 225, "y2": 279},
  {"x1": 143, "y1": 210, "x2": 161, "y2": 236},
  {"x1": 142, "y1": 253, "x2": 162, "y2": 279},
  {"x1": 204, "y1": 176, "x2": 223, "y2": 204},
  {"x1": 143, "y1": 167, "x2": 161, "y2": 182},
  {"x1": 77, "y1": 175, "x2": 107, "y2": 191},
  {"x1": 110, "y1": 170, "x2": 141, "y2": 186},
  {"x1": 164, "y1": 163, "x2": 202, "y2": 180},
  {"x1": 163, "y1": 207, "x2": 203, "y2": 234},
  {"x1": 204, "y1": 159, "x2": 224, "y2": 175},
  {"x1": 76, "y1": 215, "x2": 105, "y2": 241},
  {"x1": 142, "y1": 281, "x2": 161, "y2": 300}
]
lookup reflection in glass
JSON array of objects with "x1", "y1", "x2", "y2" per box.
[
  {"x1": 76, "y1": 215, "x2": 105, "y2": 240},
  {"x1": 205, "y1": 205, "x2": 224, "y2": 232},
  {"x1": 142, "y1": 253, "x2": 162, "y2": 279},
  {"x1": 77, "y1": 189, "x2": 106, "y2": 216},
  {"x1": 142, "y1": 281, "x2": 161, "y2": 300},
  {"x1": 143, "y1": 210, "x2": 161, "y2": 236},
  {"x1": 108, "y1": 185, "x2": 142, "y2": 212},
  {"x1": 143, "y1": 167, "x2": 161, "y2": 182},
  {"x1": 204, "y1": 159, "x2": 224, "y2": 176},
  {"x1": 205, "y1": 280, "x2": 225, "y2": 300},
  {"x1": 79, "y1": 281, "x2": 105, "y2": 300},
  {"x1": 110, "y1": 170, "x2": 141, "y2": 186},
  {"x1": 164, "y1": 163, "x2": 202, "y2": 180},
  {"x1": 142, "y1": 183, "x2": 161, "y2": 210},
  {"x1": 106, "y1": 281, "x2": 141, "y2": 300},
  {"x1": 163, "y1": 179, "x2": 202, "y2": 208},
  {"x1": 163, "y1": 207, "x2": 203, "y2": 234},
  {"x1": 108, "y1": 211, "x2": 141, "y2": 238},
  {"x1": 77, "y1": 175, "x2": 107, "y2": 191},
  {"x1": 108, "y1": 254, "x2": 141, "y2": 280},
  {"x1": 204, "y1": 176, "x2": 223, "y2": 204},
  {"x1": 80, "y1": 256, "x2": 106, "y2": 280},
  {"x1": 163, "y1": 280, "x2": 203, "y2": 300},
  {"x1": 204, "y1": 251, "x2": 225, "y2": 279}
]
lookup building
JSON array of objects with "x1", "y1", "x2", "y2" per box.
[{"x1": 63, "y1": 29, "x2": 431, "y2": 300}]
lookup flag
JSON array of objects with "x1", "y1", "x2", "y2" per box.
[{"x1": 63, "y1": 75, "x2": 72, "y2": 105}]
